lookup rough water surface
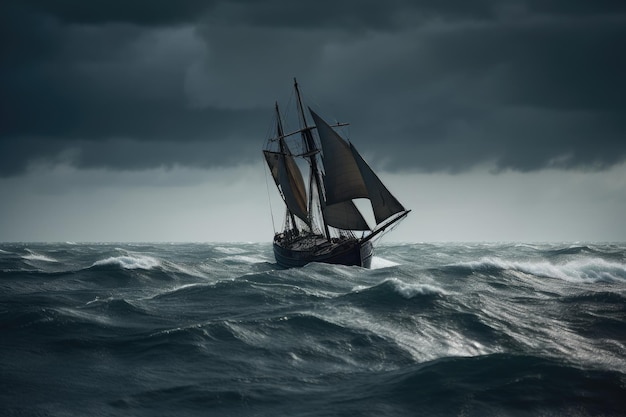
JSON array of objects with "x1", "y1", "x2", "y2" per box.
[{"x1": 1, "y1": 242, "x2": 625, "y2": 416}]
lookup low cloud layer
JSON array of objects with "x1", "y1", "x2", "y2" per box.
[{"x1": 2, "y1": 0, "x2": 625, "y2": 176}]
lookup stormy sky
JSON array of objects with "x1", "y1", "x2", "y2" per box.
[{"x1": 1, "y1": 0, "x2": 625, "y2": 242}]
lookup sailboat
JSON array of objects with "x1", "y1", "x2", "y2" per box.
[{"x1": 263, "y1": 79, "x2": 410, "y2": 268}]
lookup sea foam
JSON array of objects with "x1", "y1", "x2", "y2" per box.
[
  {"x1": 92, "y1": 255, "x2": 161, "y2": 270},
  {"x1": 22, "y1": 250, "x2": 58, "y2": 263},
  {"x1": 458, "y1": 257, "x2": 626, "y2": 283}
]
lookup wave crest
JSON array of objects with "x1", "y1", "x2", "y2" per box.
[
  {"x1": 385, "y1": 278, "x2": 449, "y2": 298},
  {"x1": 92, "y1": 255, "x2": 161, "y2": 270},
  {"x1": 456, "y1": 257, "x2": 626, "y2": 282},
  {"x1": 22, "y1": 249, "x2": 58, "y2": 263}
]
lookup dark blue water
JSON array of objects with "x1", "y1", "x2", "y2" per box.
[{"x1": 1, "y1": 242, "x2": 625, "y2": 416}]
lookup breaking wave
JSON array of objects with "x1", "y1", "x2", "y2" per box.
[
  {"x1": 22, "y1": 249, "x2": 58, "y2": 263},
  {"x1": 92, "y1": 255, "x2": 161, "y2": 270},
  {"x1": 453, "y1": 256, "x2": 626, "y2": 282}
]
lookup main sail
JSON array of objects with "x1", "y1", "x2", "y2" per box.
[{"x1": 309, "y1": 109, "x2": 406, "y2": 228}]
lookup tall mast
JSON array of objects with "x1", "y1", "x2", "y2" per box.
[
  {"x1": 293, "y1": 78, "x2": 330, "y2": 240},
  {"x1": 275, "y1": 102, "x2": 298, "y2": 233}
]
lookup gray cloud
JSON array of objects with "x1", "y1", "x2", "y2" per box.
[
  {"x1": 1, "y1": 0, "x2": 625, "y2": 176},
  {"x1": 9, "y1": 0, "x2": 212, "y2": 26}
]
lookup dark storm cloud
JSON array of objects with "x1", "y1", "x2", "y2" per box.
[
  {"x1": 356, "y1": 13, "x2": 626, "y2": 172},
  {"x1": 1, "y1": 0, "x2": 625, "y2": 176},
  {"x1": 8, "y1": 0, "x2": 212, "y2": 26},
  {"x1": 0, "y1": 1, "x2": 267, "y2": 175}
]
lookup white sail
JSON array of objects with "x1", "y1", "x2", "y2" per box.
[
  {"x1": 310, "y1": 109, "x2": 405, "y2": 226},
  {"x1": 263, "y1": 150, "x2": 309, "y2": 224}
]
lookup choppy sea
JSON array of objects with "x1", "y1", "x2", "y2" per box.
[{"x1": 1, "y1": 242, "x2": 625, "y2": 416}]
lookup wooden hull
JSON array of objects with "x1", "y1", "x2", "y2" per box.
[{"x1": 273, "y1": 235, "x2": 373, "y2": 268}]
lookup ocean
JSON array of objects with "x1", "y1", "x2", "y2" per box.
[{"x1": 1, "y1": 242, "x2": 625, "y2": 416}]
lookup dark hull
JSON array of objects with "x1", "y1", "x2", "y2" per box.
[{"x1": 273, "y1": 236, "x2": 373, "y2": 268}]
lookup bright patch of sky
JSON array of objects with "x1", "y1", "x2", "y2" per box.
[{"x1": 2, "y1": 162, "x2": 624, "y2": 242}]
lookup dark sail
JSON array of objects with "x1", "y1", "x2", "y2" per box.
[
  {"x1": 349, "y1": 142, "x2": 406, "y2": 224},
  {"x1": 310, "y1": 109, "x2": 405, "y2": 226},
  {"x1": 324, "y1": 200, "x2": 370, "y2": 231},
  {"x1": 263, "y1": 143, "x2": 309, "y2": 224}
]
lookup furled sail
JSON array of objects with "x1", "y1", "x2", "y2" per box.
[
  {"x1": 263, "y1": 148, "x2": 309, "y2": 224},
  {"x1": 310, "y1": 108, "x2": 405, "y2": 226}
]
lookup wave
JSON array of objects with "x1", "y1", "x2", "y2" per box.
[
  {"x1": 370, "y1": 256, "x2": 400, "y2": 269},
  {"x1": 150, "y1": 274, "x2": 305, "y2": 309},
  {"x1": 82, "y1": 297, "x2": 153, "y2": 317},
  {"x1": 561, "y1": 291, "x2": 626, "y2": 305},
  {"x1": 309, "y1": 303, "x2": 495, "y2": 363},
  {"x1": 104, "y1": 353, "x2": 625, "y2": 416},
  {"x1": 151, "y1": 282, "x2": 217, "y2": 301},
  {"x1": 218, "y1": 254, "x2": 271, "y2": 266},
  {"x1": 213, "y1": 246, "x2": 247, "y2": 255},
  {"x1": 384, "y1": 278, "x2": 450, "y2": 298},
  {"x1": 22, "y1": 249, "x2": 58, "y2": 263},
  {"x1": 222, "y1": 313, "x2": 416, "y2": 372},
  {"x1": 452, "y1": 256, "x2": 626, "y2": 282},
  {"x1": 344, "y1": 279, "x2": 449, "y2": 312},
  {"x1": 92, "y1": 254, "x2": 161, "y2": 270},
  {"x1": 368, "y1": 354, "x2": 626, "y2": 416},
  {"x1": 543, "y1": 243, "x2": 626, "y2": 259},
  {"x1": 543, "y1": 245, "x2": 596, "y2": 257}
]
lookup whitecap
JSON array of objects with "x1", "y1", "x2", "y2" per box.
[
  {"x1": 148, "y1": 283, "x2": 206, "y2": 299},
  {"x1": 459, "y1": 257, "x2": 626, "y2": 283},
  {"x1": 92, "y1": 255, "x2": 161, "y2": 270},
  {"x1": 22, "y1": 250, "x2": 58, "y2": 263},
  {"x1": 222, "y1": 255, "x2": 268, "y2": 264},
  {"x1": 548, "y1": 258, "x2": 626, "y2": 283},
  {"x1": 386, "y1": 278, "x2": 450, "y2": 298},
  {"x1": 160, "y1": 261, "x2": 210, "y2": 279},
  {"x1": 370, "y1": 256, "x2": 399, "y2": 269},
  {"x1": 213, "y1": 246, "x2": 247, "y2": 255}
]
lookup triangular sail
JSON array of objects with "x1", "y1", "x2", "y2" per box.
[
  {"x1": 263, "y1": 148, "x2": 309, "y2": 224},
  {"x1": 324, "y1": 200, "x2": 371, "y2": 231},
  {"x1": 310, "y1": 109, "x2": 368, "y2": 205},
  {"x1": 310, "y1": 108, "x2": 405, "y2": 226},
  {"x1": 349, "y1": 143, "x2": 406, "y2": 224}
]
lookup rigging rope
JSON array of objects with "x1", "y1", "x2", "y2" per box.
[{"x1": 370, "y1": 213, "x2": 405, "y2": 246}]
